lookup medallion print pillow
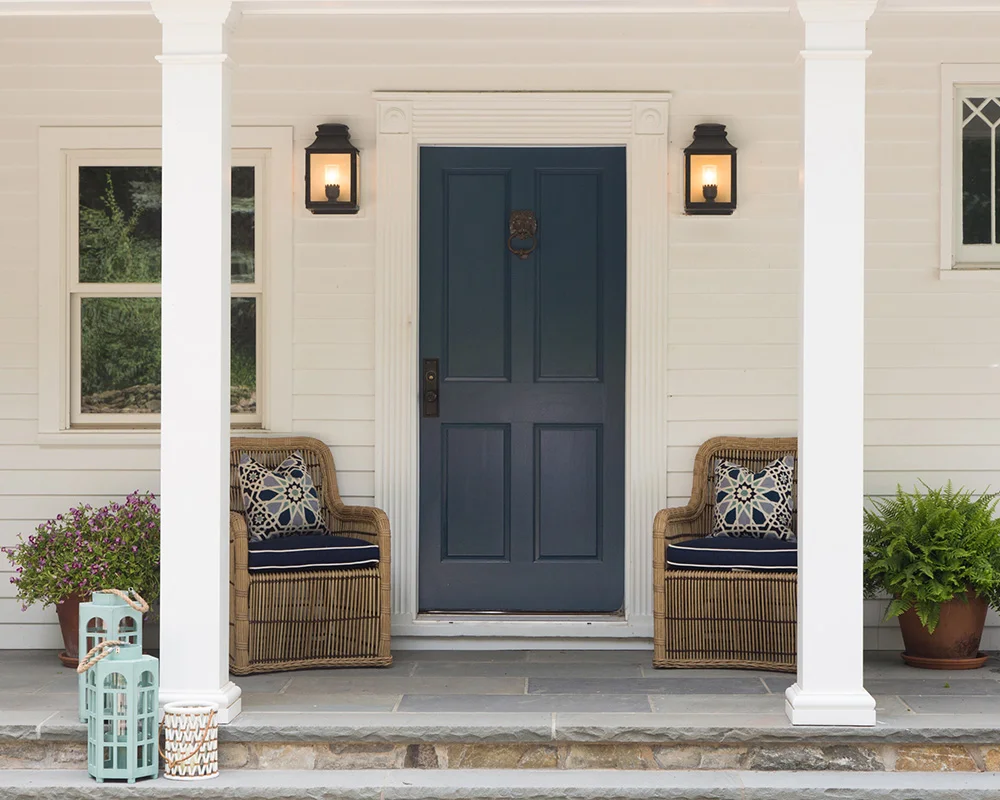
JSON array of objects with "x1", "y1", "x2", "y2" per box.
[
  {"x1": 238, "y1": 451, "x2": 324, "y2": 542},
  {"x1": 712, "y1": 456, "x2": 795, "y2": 540}
]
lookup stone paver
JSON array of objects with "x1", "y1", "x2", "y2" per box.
[
  {"x1": 397, "y1": 693, "x2": 652, "y2": 713},
  {"x1": 528, "y1": 677, "x2": 769, "y2": 695}
]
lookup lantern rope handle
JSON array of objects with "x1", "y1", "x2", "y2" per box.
[
  {"x1": 99, "y1": 588, "x2": 150, "y2": 614},
  {"x1": 75, "y1": 639, "x2": 125, "y2": 674},
  {"x1": 158, "y1": 709, "x2": 217, "y2": 769}
]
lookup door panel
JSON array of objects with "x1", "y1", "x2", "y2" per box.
[{"x1": 419, "y1": 146, "x2": 626, "y2": 613}]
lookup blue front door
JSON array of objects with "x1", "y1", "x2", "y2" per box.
[{"x1": 419, "y1": 147, "x2": 626, "y2": 612}]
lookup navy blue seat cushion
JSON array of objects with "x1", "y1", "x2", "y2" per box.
[
  {"x1": 247, "y1": 532, "x2": 379, "y2": 573},
  {"x1": 667, "y1": 535, "x2": 797, "y2": 573}
]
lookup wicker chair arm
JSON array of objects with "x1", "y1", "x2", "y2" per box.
[
  {"x1": 229, "y1": 511, "x2": 250, "y2": 579},
  {"x1": 326, "y1": 504, "x2": 391, "y2": 550},
  {"x1": 653, "y1": 504, "x2": 709, "y2": 546}
]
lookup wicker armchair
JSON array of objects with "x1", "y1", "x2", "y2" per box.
[
  {"x1": 653, "y1": 436, "x2": 798, "y2": 672},
  {"x1": 229, "y1": 437, "x2": 391, "y2": 675}
]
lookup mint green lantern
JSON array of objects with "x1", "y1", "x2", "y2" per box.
[
  {"x1": 78, "y1": 591, "x2": 145, "y2": 723},
  {"x1": 81, "y1": 642, "x2": 159, "y2": 784}
]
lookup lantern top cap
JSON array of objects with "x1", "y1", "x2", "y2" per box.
[
  {"x1": 684, "y1": 123, "x2": 737, "y2": 155},
  {"x1": 308, "y1": 124, "x2": 358, "y2": 152}
]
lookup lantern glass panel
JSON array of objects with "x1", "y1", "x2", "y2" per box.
[
  {"x1": 688, "y1": 154, "x2": 733, "y2": 204},
  {"x1": 118, "y1": 617, "x2": 138, "y2": 643},
  {"x1": 309, "y1": 152, "x2": 354, "y2": 205}
]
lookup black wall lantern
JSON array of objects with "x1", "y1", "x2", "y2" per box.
[
  {"x1": 684, "y1": 123, "x2": 737, "y2": 216},
  {"x1": 305, "y1": 124, "x2": 360, "y2": 214}
]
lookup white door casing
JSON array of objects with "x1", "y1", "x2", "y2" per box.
[{"x1": 374, "y1": 92, "x2": 670, "y2": 645}]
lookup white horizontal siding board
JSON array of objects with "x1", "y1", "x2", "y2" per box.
[
  {"x1": 866, "y1": 420, "x2": 1000, "y2": 446},
  {"x1": 295, "y1": 294, "x2": 375, "y2": 320},
  {"x1": 0, "y1": 624, "x2": 62, "y2": 649},
  {"x1": 0, "y1": 469, "x2": 159, "y2": 496},
  {"x1": 0, "y1": 318, "x2": 38, "y2": 346},
  {"x1": 865, "y1": 394, "x2": 1000, "y2": 420},
  {"x1": 865, "y1": 472, "x2": 1000, "y2": 495},
  {"x1": 293, "y1": 369, "x2": 375, "y2": 395},
  {"x1": 667, "y1": 395, "x2": 798, "y2": 421},
  {"x1": 0, "y1": 395, "x2": 38, "y2": 420},
  {"x1": 669, "y1": 319, "x2": 797, "y2": 344},
  {"x1": 293, "y1": 243, "x2": 374, "y2": 271},
  {"x1": 865, "y1": 446, "x2": 1000, "y2": 471},
  {"x1": 668, "y1": 369, "x2": 797, "y2": 396},
  {"x1": 669, "y1": 269, "x2": 799, "y2": 295},
  {"x1": 290, "y1": 421, "x2": 375, "y2": 447},
  {"x1": 0, "y1": 446, "x2": 160, "y2": 471},
  {"x1": 297, "y1": 268, "x2": 375, "y2": 295},
  {"x1": 293, "y1": 394, "x2": 375, "y2": 421},
  {"x1": 295, "y1": 319, "x2": 375, "y2": 344},
  {"x1": 329, "y1": 446, "x2": 375, "y2": 472},
  {"x1": 293, "y1": 343, "x2": 375, "y2": 371},
  {"x1": 668, "y1": 344, "x2": 798, "y2": 370},
  {"x1": 0, "y1": 495, "x2": 129, "y2": 520},
  {"x1": 866, "y1": 317, "x2": 1000, "y2": 343},
  {"x1": 668, "y1": 293, "x2": 797, "y2": 319},
  {"x1": 867, "y1": 368, "x2": 1000, "y2": 394},
  {"x1": 866, "y1": 343, "x2": 1000, "y2": 368}
]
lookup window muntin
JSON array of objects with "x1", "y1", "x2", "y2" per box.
[{"x1": 67, "y1": 151, "x2": 265, "y2": 428}]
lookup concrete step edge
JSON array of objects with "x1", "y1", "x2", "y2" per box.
[{"x1": 2, "y1": 769, "x2": 1000, "y2": 800}]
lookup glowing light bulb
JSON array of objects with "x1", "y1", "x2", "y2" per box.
[
  {"x1": 325, "y1": 164, "x2": 341, "y2": 185},
  {"x1": 702, "y1": 164, "x2": 718, "y2": 186}
]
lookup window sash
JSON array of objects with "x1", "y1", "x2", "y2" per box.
[
  {"x1": 66, "y1": 151, "x2": 267, "y2": 428},
  {"x1": 956, "y1": 85, "x2": 1000, "y2": 266}
]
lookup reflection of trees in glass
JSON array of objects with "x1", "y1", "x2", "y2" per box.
[
  {"x1": 79, "y1": 168, "x2": 162, "y2": 283},
  {"x1": 77, "y1": 166, "x2": 257, "y2": 414},
  {"x1": 81, "y1": 297, "x2": 161, "y2": 412},
  {"x1": 962, "y1": 114, "x2": 992, "y2": 245},
  {"x1": 231, "y1": 297, "x2": 257, "y2": 413}
]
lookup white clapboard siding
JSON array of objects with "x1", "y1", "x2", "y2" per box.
[{"x1": 1, "y1": 10, "x2": 1000, "y2": 645}]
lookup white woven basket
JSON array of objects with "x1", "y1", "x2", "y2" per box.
[{"x1": 161, "y1": 701, "x2": 219, "y2": 781}]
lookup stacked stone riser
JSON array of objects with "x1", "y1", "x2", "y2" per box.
[{"x1": 4, "y1": 739, "x2": 1000, "y2": 773}]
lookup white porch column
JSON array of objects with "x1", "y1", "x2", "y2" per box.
[
  {"x1": 786, "y1": 0, "x2": 877, "y2": 727},
  {"x1": 153, "y1": 0, "x2": 241, "y2": 723}
]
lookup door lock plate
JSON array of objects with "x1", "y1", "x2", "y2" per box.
[{"x1": 422, "y1": 358, "x2": 440, "y2": 417}]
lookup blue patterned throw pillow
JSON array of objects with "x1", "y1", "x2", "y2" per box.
[
  {"x1": 238, "y1": 452, "x2": 324, "y2": 542},
  {"x1": 712, "y1": 456, "x2": 795, "y2": 541}
]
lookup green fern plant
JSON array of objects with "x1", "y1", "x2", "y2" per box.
[{"x1": 864, "y1": 482, "x2": 1000, "y2": 634}]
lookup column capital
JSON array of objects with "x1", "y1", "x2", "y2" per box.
[
  {"x1": 152, "y1": 0, "x2": 240, "y2": 56},
  {"x1": 797, "y1": 0, "x2": 877, "y2": 52},
  {"x1": 796, "y1": 0, "x2": 878, "y2": 23}
]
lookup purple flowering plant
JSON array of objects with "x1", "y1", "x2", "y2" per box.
[{"x1": 1, "y1": 491, "x2": 160, "y2": 610}]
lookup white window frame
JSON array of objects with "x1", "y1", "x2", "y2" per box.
[
  {"x1": 940, "y1": 64, "x2": 1000, "y2": 279},
  {"x1": 38, "y1": 126, "x2": 293, "y2": 445}
]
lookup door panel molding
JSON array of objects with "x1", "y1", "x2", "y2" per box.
[{"x1": 374, "y1": 91, "x2": 671, "y2": 640}]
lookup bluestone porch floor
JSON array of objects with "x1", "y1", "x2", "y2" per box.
[{"x1": 3, "y1": 649, "x2": 1000, "y2": 741}]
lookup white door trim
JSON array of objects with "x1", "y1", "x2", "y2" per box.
[{"x1": 374, "y1": 91, "x2": 670, "y2": 644}]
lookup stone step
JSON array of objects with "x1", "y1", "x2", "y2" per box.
[{"x1": 2, "y1": 769, "x2": 1000, "y2": 800}]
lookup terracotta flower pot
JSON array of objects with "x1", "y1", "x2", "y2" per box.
[
  {"x1": 55, "y1": 593, "x2": 86, "y2": 668},
  {"x1": 898, "y1": 590, "x2": 989, "y2": 669}
]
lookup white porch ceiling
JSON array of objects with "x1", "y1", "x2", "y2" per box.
[{"x1": 4, "y1": 0, "x2": 1000, "y2": 16}]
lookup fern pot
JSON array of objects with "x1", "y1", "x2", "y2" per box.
[{"x1": 899, "y1": 591, "x2": 989, "y2": 669}]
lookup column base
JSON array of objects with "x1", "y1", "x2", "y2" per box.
[
  {"x1": 785, "y1": 682, "x2": 876, "y2": 727},
  {"x1": 159, "y1": 680, "x2": 243, "y2": 724}
]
